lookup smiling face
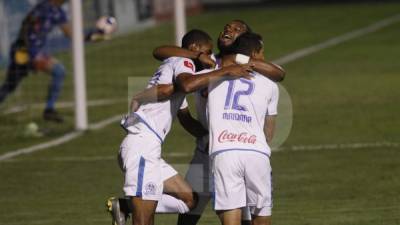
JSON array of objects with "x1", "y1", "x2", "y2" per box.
[{"x1": 218, "y1": 20, "x2": 248, "y2": 49}]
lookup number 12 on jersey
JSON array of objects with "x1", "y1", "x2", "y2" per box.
[{"x1": 224, "y1": 79, "x2": 254, "y2": 111}]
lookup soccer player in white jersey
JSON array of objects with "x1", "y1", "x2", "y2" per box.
[
  {"x1": 116, "y1": 29, "x2": 252, "y2": 225},
  {"x1": 208, "y1": 32, "x2": 279, "y2": 225}
]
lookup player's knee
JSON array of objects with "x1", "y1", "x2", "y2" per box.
[{"x1": 51, "y1": 63, "x2": 66, "y2": 79}]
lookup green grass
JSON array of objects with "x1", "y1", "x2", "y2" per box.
[{"x1": 0, "y1": 2, "x2": 400, "y2": 225}]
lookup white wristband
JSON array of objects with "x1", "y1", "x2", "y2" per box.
[{"x1": 235, "y1": 54, "x2": 250, "y2": 64}]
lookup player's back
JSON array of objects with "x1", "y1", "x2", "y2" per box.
[
  {"x1": 126, "y1": 57, "x2": 194, "y2": 142},
  {"x1": 208, "y1": 71, "x2": 278, "y2": 157}
]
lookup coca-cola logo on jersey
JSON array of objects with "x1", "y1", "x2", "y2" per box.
[{"x1": 217, "y1": 130, "x2": 257, "y2": 144}]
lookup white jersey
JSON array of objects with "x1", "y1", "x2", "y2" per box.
[
  {"x1": 127, "y1": 57, "x2": 196, "y2": 142},
  {"x1": 194, "y1": 55, "x2": 218, "y2": 131},
  {"x1": 193, "y1": 69, "x2": 213, "y2": 152},
  {"x1": 208, "y1": 71, "x2": 279, "y2": 157},
  {"x1": 192, "y1": 55, "x2": 219, "y2": 152}
]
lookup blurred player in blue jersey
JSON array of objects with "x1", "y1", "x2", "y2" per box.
[
  {"x1": 0, "y1": 0, "x2": 70, "y2": 122},
  {"x1": 0, "y1": 0, "x2": 106, "y2": 122}
]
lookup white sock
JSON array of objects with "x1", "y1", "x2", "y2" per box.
[{"x1": 155, "y1": 194, "x2": 189, "y2": 214}]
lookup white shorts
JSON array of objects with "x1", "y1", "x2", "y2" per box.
[
  {"x1": 211, "y1": 151, "x2": 273, "y2": 216},
  {"x1": 184, "y1": 147, "x2": 252, "y2": 219},
  {"x1": 119, "y1": 132, "x2": 177, "y2": 201}
]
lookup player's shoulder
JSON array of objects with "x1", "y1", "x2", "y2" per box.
[
  {"x1": 164, "y1": 56, "x2": 193, "y2": 64},
  {"x1": 252, "y1": 71, "x2": 278, "y2": 88},
  {"x1": 165, "y1": 57, "x2": 196, "y2": 73},
  {"x1": 196, "y1": 68, "x2": 214, "y2": 75},
  {"x1": 164, "y1": 57, "x2": 194, "y2": 68},
  {"x1": 252, "y1": 71, "x2": 279, "y2": 96}
]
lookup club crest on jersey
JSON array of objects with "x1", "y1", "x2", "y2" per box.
[
  {"x1": 144, "y1": 182, "x2": 157, "y2": 195},
  {"x1": 218, "y1": 130, "x2": 257, "y2": 144},
  {"x1": 184, "y1": 60, "x2": 194, "y2": 72}
]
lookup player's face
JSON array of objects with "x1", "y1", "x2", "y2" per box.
[
  {"x1": 189, "y1": 41, "x2": 213, "y2": 56},
  {"x1": 218, "y1": 21, "x2": 247, "y2": 47},
  {"x1": 190, "y1": 41, "x2": 213, "y2": 71},
  {"x1": 197, "y1": 42, "x2": 213, "y2": 56}
]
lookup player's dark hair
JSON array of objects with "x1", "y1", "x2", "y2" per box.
[
  {"x1": 181, "y1": 29, "x2": 212, "y2": 49},
  {"x1": 231, "y1": 32, "x2": 263, "y2": 56},
  {"x1": 232, "y1": 19, "x2": 253, "y2": 33}
]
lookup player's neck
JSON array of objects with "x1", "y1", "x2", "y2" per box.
[{"x1": 221, "y1": 55, "x2": 236, "y2": 67}]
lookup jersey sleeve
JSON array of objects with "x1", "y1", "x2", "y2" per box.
[
  {"x1": 173, "y1": 58, "x2": 196, "y2": 79},
  {"x1": 266, "y1": 84, "x2": 279, "y2": 116},
  {"x1": 180, "y1": 97, "x2": 189, "y2": 109}
]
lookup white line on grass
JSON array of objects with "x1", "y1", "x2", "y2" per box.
[
  {"x1": 2, "y1": 98, "x2": 124, "y2": 115},
  {"x1": 0, "y1": 114, "x2": 123, "y2": 162},
  {"x1": 278, "y1": 141, "x2": 399, "y2": 152},
  {"x1": 273, "y1": 13, "x2": 400, "y2": 65},
  {"x1": 0, "y1": 132, "x2": 83, "y2": 161},
  {"x1": 1, "y1": 13, "x2": 400, "y2": 162}
]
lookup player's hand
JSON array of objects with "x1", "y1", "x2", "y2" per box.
[
  {"x1": 130, "y1": 99, "x2": 140, "y2": 112},
  {"x1": 85, "y1": 30, "x2": 111, "y2": 42},
  {"x1": 198, "y1": 53, "x2": 216, "y2": 69},
  {"x1": 225, "y1": 64, "x2": 253, "y2": 80}
]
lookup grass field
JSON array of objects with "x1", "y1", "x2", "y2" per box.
[{"x1": 1, "y1": 2, "x2": 400, "y2": 225}]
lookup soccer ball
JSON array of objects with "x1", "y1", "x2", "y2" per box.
[
  {"x1": 96, "y1": 16, "x2": 117, "y2": 34},
  {"x1": 24, "y1": 122, "x2": 43, "y2": 137}
]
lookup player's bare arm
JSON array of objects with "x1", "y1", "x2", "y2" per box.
[
  {"x1": 176, "y1": 64, "x2": 252, "y2": 94},
  {"x1": 129, "y1": 84, "x2": 174, "y2": 112},
  {"x1": 153, "y1": 45, "x2": 216, "y2": 69},
  {"x1": 250, "y1": 59, "x2": 286, "y2": 82},
  {"x1": 153, "y1": 45, "x2": 198, "y2": 61},
  {"x1": 264, "y1": 115, "x2": 277, "y2": 143},
  {"x1": 246, "y1": 44, "x2": 285, "y2": 82},
  {"x1": 177, "y1": 107, "x2": 208, "y2": 138}
]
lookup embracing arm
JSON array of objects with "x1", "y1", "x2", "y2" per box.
[
  {"x1": 176, "y1": 64, "x2": 252, "y2": 94},
  {"x1": 153, "y1": 45, "x2": 216, "y2": 68},
  {"x1": 153, "y1": 45, "x2": 199, "y2": 61},
  {"x1": 129, "y1": 84, "x2": 174, "y2": 112},
  {"x1": 177, "y1": 107, "x2": 208, "y2": 138},
  {"x1": 250, "y1": 59, "x2": 285, "y2": 82}
]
